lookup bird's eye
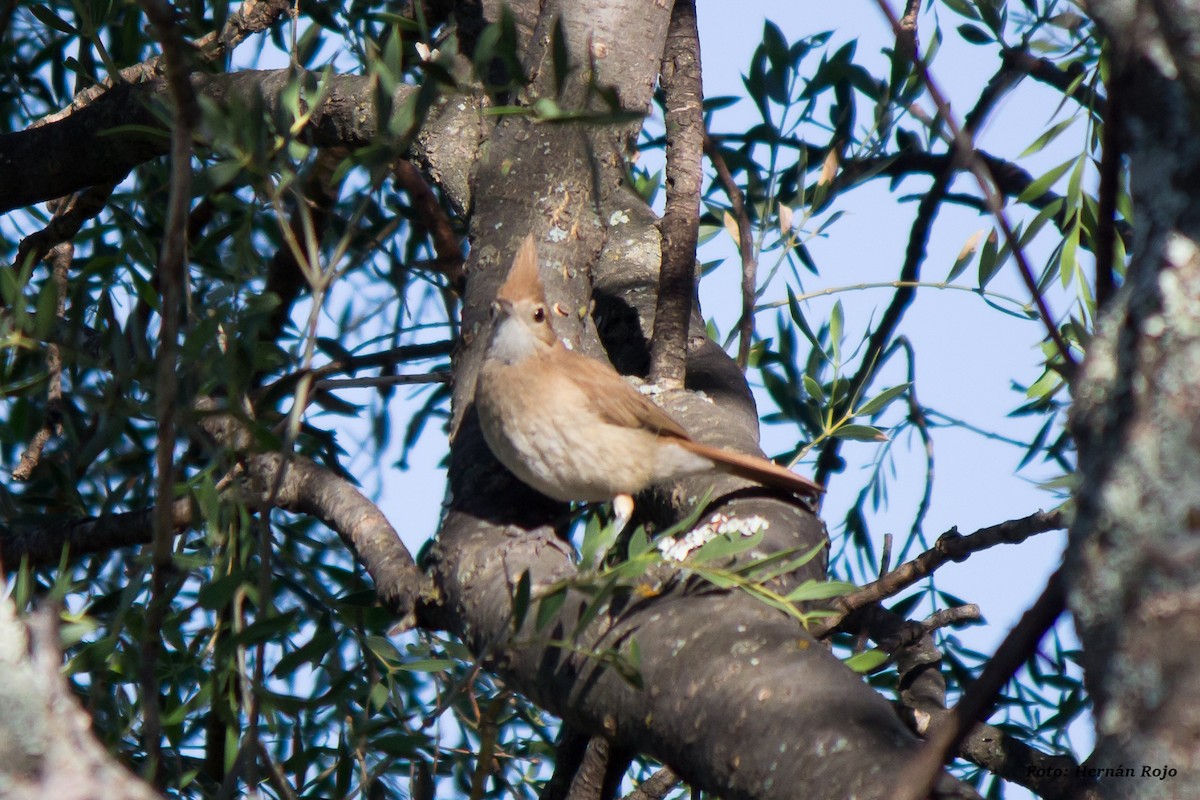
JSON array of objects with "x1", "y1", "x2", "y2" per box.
[
  {"x1": 532, "y1": 306, "x2": 546, "y2": 323},
  {"x1": 489, "y1": 302, "x2": 500, "y2": 319}
]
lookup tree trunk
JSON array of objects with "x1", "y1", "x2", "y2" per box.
[{"x1": 1070, "y1": 1, "x2": 1200, "y2": 793}]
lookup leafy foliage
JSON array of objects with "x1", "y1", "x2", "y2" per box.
[{"x1": 0, "y1": 0, "x2": 1111, "y2": 797}]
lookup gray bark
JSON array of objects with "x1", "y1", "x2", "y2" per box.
[{"x1": 1070, "y1": 1, "x2": 1200, "y2": 795}]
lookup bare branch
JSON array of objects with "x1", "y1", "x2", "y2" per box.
[
  {"x1": 393, "y1": 160, "x2": 465, "y2": 289},
  {"x1": 562, "y1": 737, "x2": 609, "y2": 800},
  {"x1": 136, "y1": 0, "x2": 201, "y2": 777},
  {"x1": 812, "y1": 509, "x2": 1065, "y2": 637},
  {"x1": 195, "y1": 400, "x2": 429, "y2": 628},
  {"x1": 874, "y1": 0, "x2": 1079, "y2": 374},
  {"x1": 891, "y1": 567, "x2": 1067, "y2": 800},
  {"x1": 703, "y1": 133, "x2": 758, "y2": 370},
  {"x1": 33, "y1": 0, "x2": 292, "y2": 128},
  {"x1": 12, "y1": 243, "x2": 70, "y2": 481},
  {"x1": 650, "y1": 0, "x2": 704, "y2": 389},
  {"x1": 919, "y1": 605, "x2": 981, "y2": 634},
  {"x1": 0, "y1": 70, "x2": 477, "y2": 214},
  {"x1": 11, "y1": 184, "x2": 116, "y2": 275},
  {"x1": 623, "y1": 767, "x2": 680, "y2": 800},
  {"x1": 0, "y1": 500, "x2": 193, "y2": 571}
]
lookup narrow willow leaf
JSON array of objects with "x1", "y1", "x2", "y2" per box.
[
  {"x1": 856, "y1": 383, "x2": 911, "y2": 417},
  {"x1": 947, "y1": 229, "x2": 984, "y2": 281},
  {"x1": 832, "y1": 424, "x2": 888, "y2": 442},
  {"x1": 844, "y1": 649, "x2": 888, "y2": 673}
]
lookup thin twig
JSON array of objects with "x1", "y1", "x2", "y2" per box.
[
  {"x1": 703, "y1": 133, "x2": 757, "y2": 369},
  {"x1": 814, "y1": 52, "x2": 1026, "y2": 489},
  {"x1": 468, "y1": 693, "x2": 510, "y2": 800},
  {"x1": 890, "y1": 566, "x2": 1066, "y2": 800},
  {"x1": 919, "y1": 604, "x2": 981, "y2": 634},
  {"x1": 137, "y1": 0, "x2": 200, "y2": 781},
  {"x1": 650, "y1": 0, "x2": 704, "y2": 389},
  {"x1": 623, "y1": 766, "x2": 680, "y2": 800},
  {"x1": 10, "y1": 184, "x2": 116, "y2": 279},
  {"x1": 811, "y1": 509, "x2": 1064, "y2": 637},
  {"x1": 898, "y1": 338, "x2": 934, "y2": 543},
  {"x1": 33, "y1": 0, "x2": 292, "y2": 129},
  {"x1": 874, "y1": 0, "x2": 1079, "y2": 373},
  {"x1": 13, "y1": 243, "x2": 70, "y2": 481},
  {"x1": 263, "y1": 148, "x2": 345, "y2": 347},
  {"x1": 314, "y1": 372, "x2": 449, "y2": 389},
  {"x1": 256, "y1": 739, "x2": 301, "y2": 800},
  {"x1": 393, "y1": 160, "x2": 464, "y2": 287}
]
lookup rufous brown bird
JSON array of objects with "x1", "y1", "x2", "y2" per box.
[{"x1": 474, "y1": 235, "x2": 823, "y2": 527}]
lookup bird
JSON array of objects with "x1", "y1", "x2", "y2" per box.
[{"x1": 474, "y1": 234, "x2": 824, "y2": 529}]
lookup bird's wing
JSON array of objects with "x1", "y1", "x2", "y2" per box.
[{"x1": 560, "y1": 348, "x2": 691, "y2": 439}]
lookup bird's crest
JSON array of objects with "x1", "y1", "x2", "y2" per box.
[{"x1": 496, "y1": 235, "x2": 547, "y2": 305}]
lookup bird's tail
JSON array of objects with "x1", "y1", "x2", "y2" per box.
[{"x1": 678, "y1": 440, "x2": 824, "y2": 498}]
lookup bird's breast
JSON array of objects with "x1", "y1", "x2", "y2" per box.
[{"x1": 475, "y1": 358, "x2": 692, "y2": 502}]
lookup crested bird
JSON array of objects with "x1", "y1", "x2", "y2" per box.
[{"x1": 474, "y1": 235, "x2": 823, "y2": 529}]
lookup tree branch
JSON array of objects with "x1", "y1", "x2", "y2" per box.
[
  {"x1": 33, "y1": 0, "x2": 291, "y2": 129},
  {"x1": 137, "y1": 0, "x2": 200, "y2": 777},
  {"x1": 12, "y1": 243, "x2": 70, "y2": 481},
  {"x1": 1, "y1": 70, "x2": 485, "y2": 214},
  {"x1": 891, "y1": 566, "x2": 1067, "y2": 800},
  {"x1": 815, "y1": 51, "x2": 1029, "y2": 488},
  {"x1": 703, "y1": 132, "x2": 757, "y2": 370},
  {"x1": 874, "y1": 0, "x2": 1079, "y2": 374},
  {"x1": 856, "y1": 604, "x2": 1094, "y2": 800},
  {"x1": 623, "y1": 767, "x2": 680, "y2": 800},
  {"x1": 195, "y1": 400, "x2": 429, "y2": 628},
  {"x1": 650, "y1": 0, "x2": 704, "y2": 389},
  {"x1": 812, "y1": 509, "x2": 1065, "y2": 637}
]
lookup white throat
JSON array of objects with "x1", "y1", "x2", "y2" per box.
[{"x1": 487, "y1": 316, "x2": 543, "y2": 364}]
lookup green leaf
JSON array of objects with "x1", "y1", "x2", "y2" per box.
[
  {"x1": 802, "y1": 374, "x2": 826, "y2": 405},
  {"x1": 232, "y1": 611, "x2": 301, "y2": 646},
  {"x1": 512, "y1": 570, "x2": 531, "y2": 632},
  {"x1": 855, "y1": 383, "x2": 911, "y2": 417},
  {"x1": 844, "y1": 649, "x2": 888, "y2": 673},
  {"x1": 831, "y1": 424, "x2": 888, "y2": 442},
  {"x1": 690, "y1": 528, "x2": 765, "y2": 564},
  {"x1": 947, "y1": 229, "x2": 983, "y2": 281},
  {"x1": 197, "y1": 574, "x2": 242, "y2": 611},
  {"x1": 1060, "y1": 216, "x2": 1081, "y2": 288},
  {"x1": 366, "y1": 635, "x2": 403, "y2": 667},
  {"x1": 940, "y1": 0, "x2": 980, "y2": 19},
  {"x1": 397, "y1": 658, "x2": 457, "y2": 673},
  {"x1": 829, "y1": 300, "x2": 844, "y2": 365},
  {"x1": 783, "y1": 579, "x2": 855, "y2": 602},
  {"x1": 1020, "y1": 118, "x2": 1075, "y2": 158},
  {"x1": 30, "y1": 4, "x2": 79, "y2": 34},
  {"x1": 787, "y1": 287, "x2": 822, "y2": 348},
  {"x1": 33, "y1": 277, "x2": 60, "y2": 339},
  {"x1": 627, "y1": 527, "x2": 653, "y2": 559},
  {"x1": 957, "y1": 24, "x2": 992, "y2": 44},
  {"x1": 535, "y1": 588, "x2": 567, "y2": 632},
  {"x1": 580, "y1": 513, "x2": 620, "y2": 570},
  {"x1": 977, "y1": 230, "x2": 1002, "y2": 289},
  {"x1": 1016, "y1": 156, "x2": 1074, "y2": 204}
]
